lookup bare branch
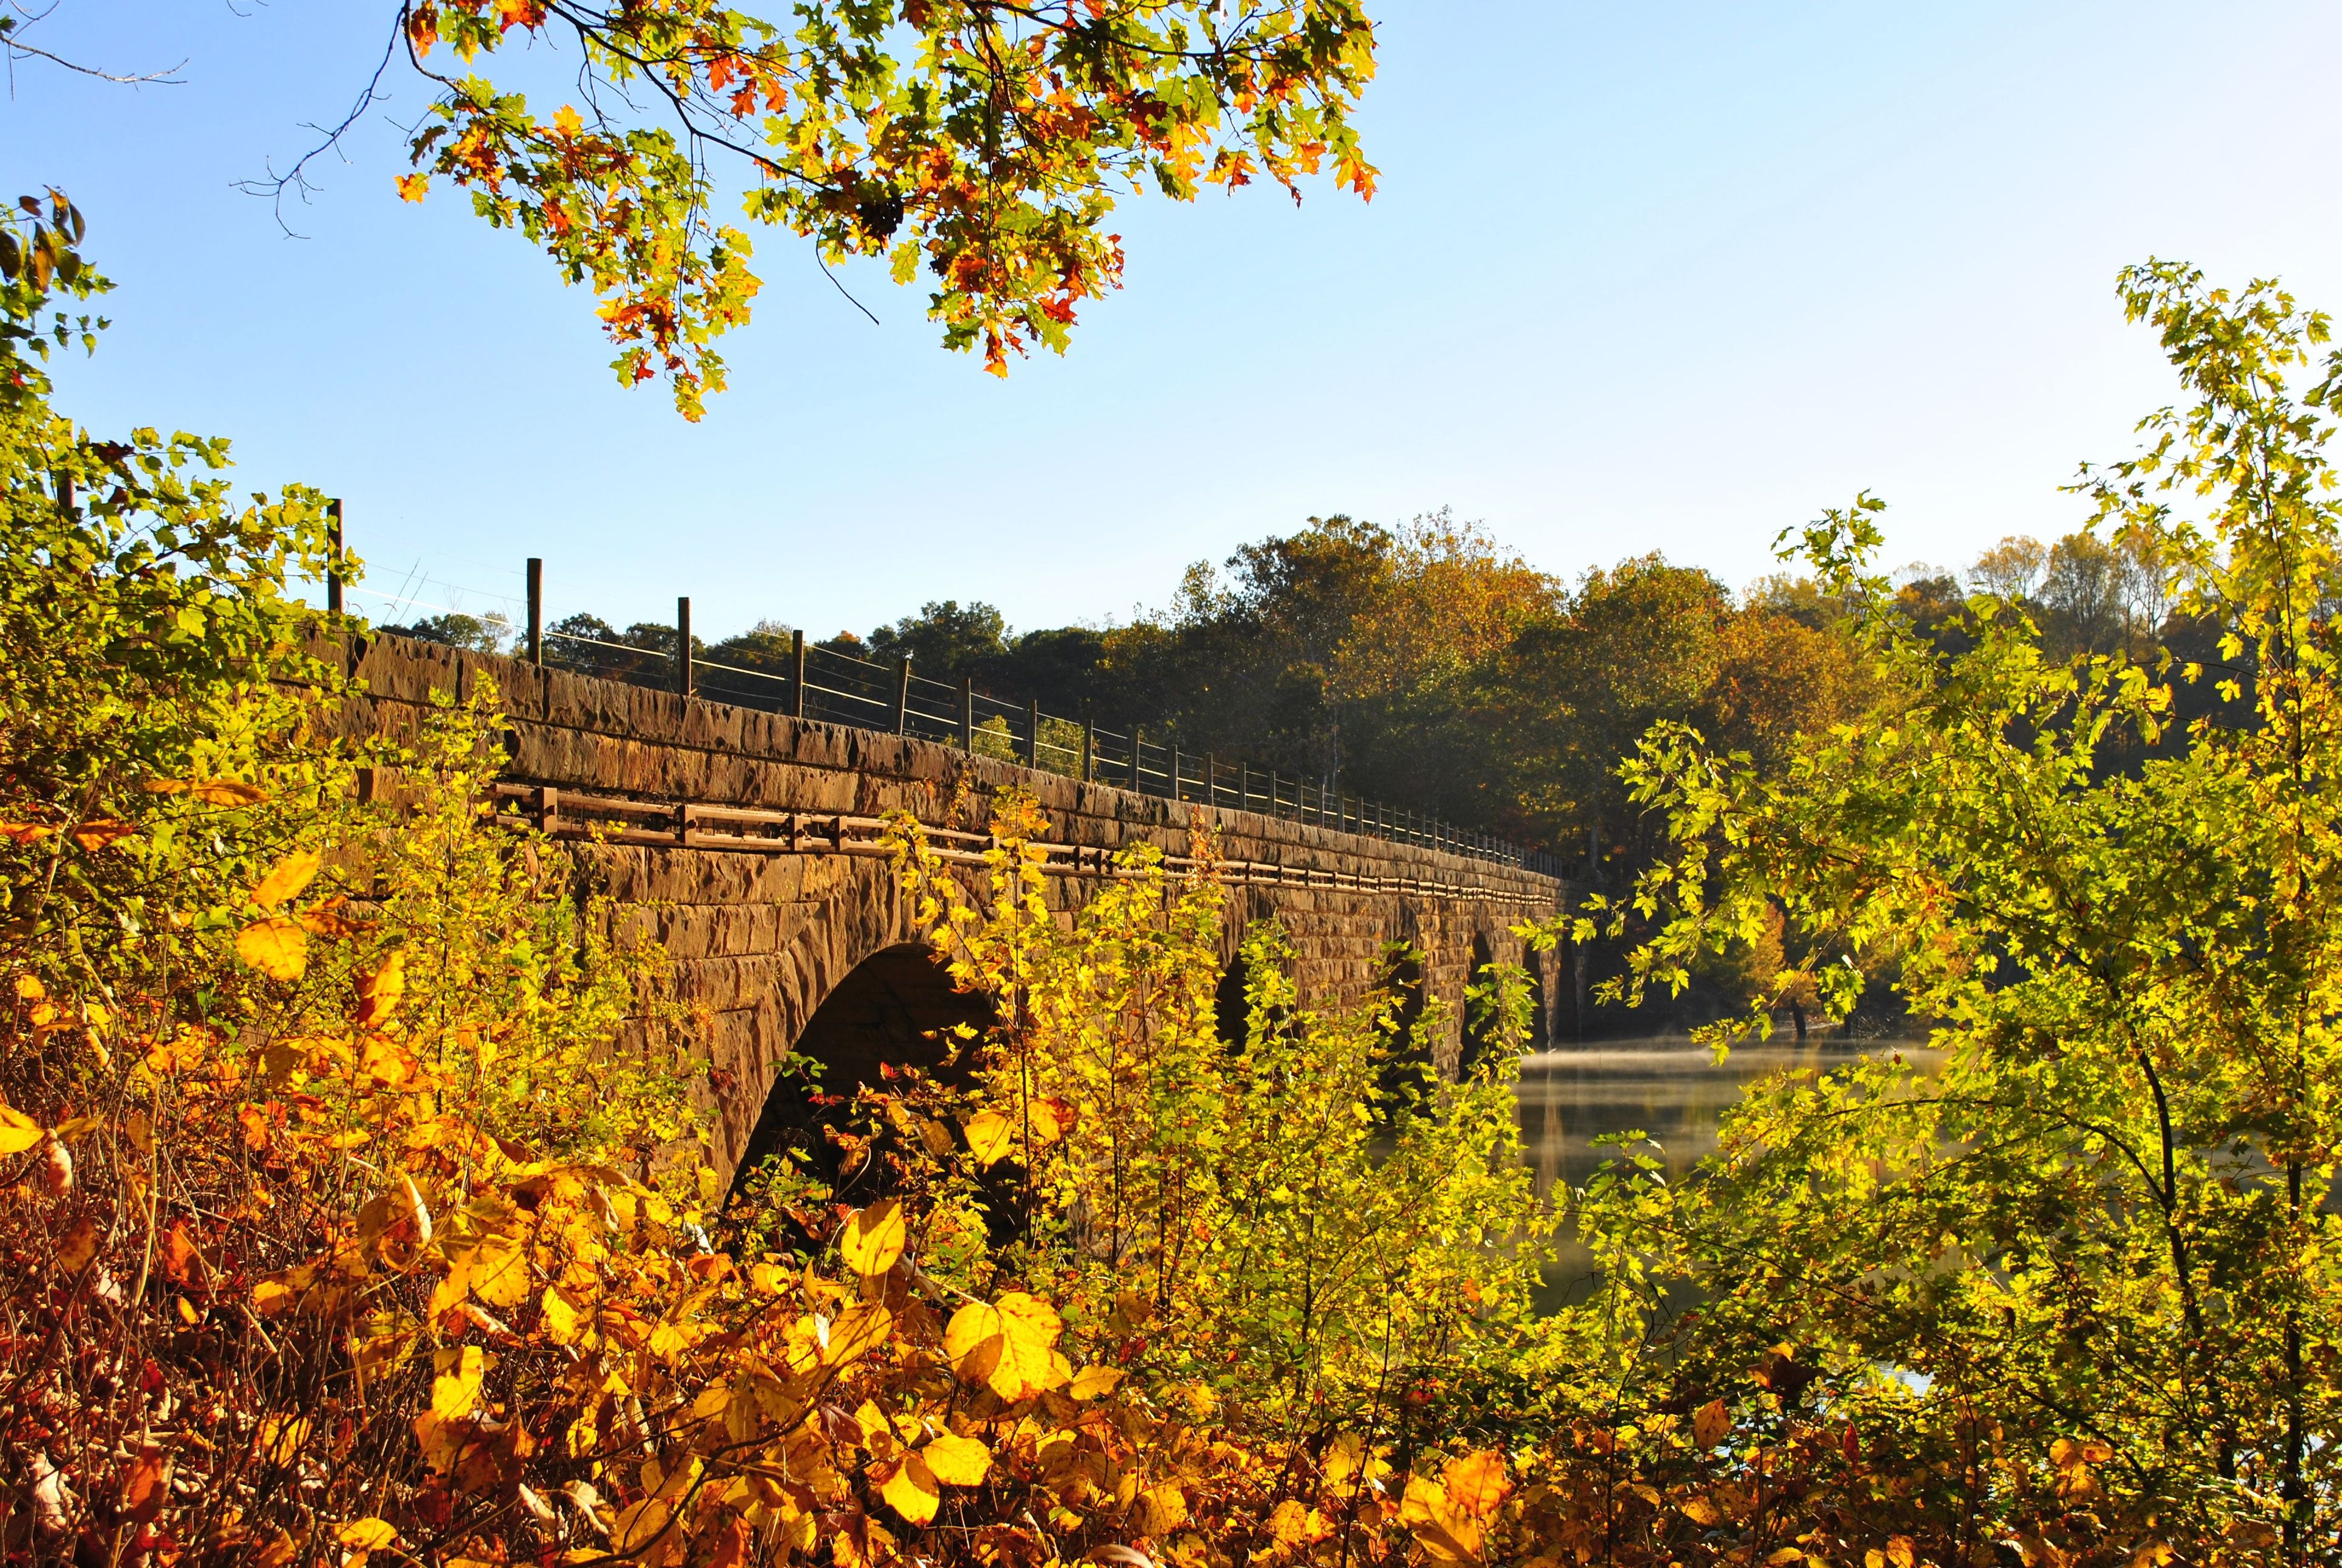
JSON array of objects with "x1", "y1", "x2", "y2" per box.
[
  {"x1": 1, "y1": 7, "x2": 186, "y2": 85},
  {"x1": 229, "y1": 15, "x2": 404, "y2": 238}
]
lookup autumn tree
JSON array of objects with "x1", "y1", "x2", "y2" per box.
[
  {"x1": 285, "y1": 2, "x2": 1380, "y2": 415},
  {"x1": 1591, "y1": 264, "x2": 2342, "y2": 1559}
]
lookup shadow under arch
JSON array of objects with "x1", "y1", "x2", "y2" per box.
[
  {"x1": 1374, "y1": 940, "x2": 1431, "y2": 1100},
  {"x1": 734, "y1": 942, "x2": 995, "y2": 1194},
  {"x1": 1459, "y1": 931, "x2": 1500, "y2": 1077}
]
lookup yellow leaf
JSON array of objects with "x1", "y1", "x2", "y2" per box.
[
  {"x1": 823, "y1": 1300, "x2": 894, "y2": 1367},
  {"x1": 395, "y1": 173, "x2": 431, "y2": 202},
  {"x1": 1136, "y1": 1483, "x2": 1189, "y2": 1536},
  {"x1": 540, "y1": 1285, "x2": 583, "y2": 1342},
  {"x1": 842, "y1": 1197, "x2": 906, "y2": 1278},
  {"x1": 921, "y1": 1432, "x2": 990, "y2": 1486},
  {"x1": 13, "y1": 975, "x2": 43, "y2": 1000},
  {"x1": 945, "y1": 1292, "x2": 1062, "y2": 1401},
  {"x1": 431, "y1": 1343, "x2": 485, "y2": 1419},
  {"x1": 1681, "y1": 1497, "x2": 1724, "y2": 1527},
  {"x1": 338, "y1": 1518, "x2": 398, "y2": 1550},
  {"x1": 1887, "y1": 1538, "x2": 1918, "y2": 1568},
  {"x1": 236, "y1": 918, "x2": 308, "y2": 981},
  {"x1": 880, "y1": 1454, "x2": 940, "y2": 1524},
  {"x1": 1692, "y1": 1397, "x2": 1730, "y2": 1448},
  {"x1": 253, "y1": 848, "x2": 323, "y2": 910},
  {"x1": 354, "y1": 951, "x2": 405, "y2": 1029},
  {"x1": 553, "y1": 104, "x2": 583, "y2": 135},
  {"x1": 1026, "y1": 1097, "x2": 1069, "y2": 1146},
  {"x1": 360, "y1": 1037, "x2": 412, "y2": 1087},
  {"x1": 1069, "y1": 1364, "x2": 1125, "y2": 1401},
  {"x1": 259, "y1": 1416, "x2": 312, "y2": 1464},
  {"x1": 253, "y1": 1528, "x2": 298, "y2": 1568},
  {"x1": 964, "y1": 1109, "x2": 1015, "y2": 1167},
  {"x1": 1765, "y1": 1550, "x2": 1804, "y2": 1567},
  {"x1": 0, "y1": 1101, "x2": 41, "y2": 1156},
  {"x1": 471, "y1": 1239, "x2": 532, "y2": 1309},
  {"x1": 611, "y1": 1497, "x2": 670, "y2": 1554}
]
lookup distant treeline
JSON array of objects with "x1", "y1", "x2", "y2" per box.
[{"x1": 383, "y1": 514, "x2": 2227, "y2": 1034}]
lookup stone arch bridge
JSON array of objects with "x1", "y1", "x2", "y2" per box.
[{"x1": 343, "y1": 637, "x2": 1570, "y2": 1178}]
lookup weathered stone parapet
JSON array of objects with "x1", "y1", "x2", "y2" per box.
[{"x1": 328, "y1": 634, "x2": 1569, "y2": 1173}]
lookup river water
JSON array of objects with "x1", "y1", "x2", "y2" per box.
[{"x1": 1512, "y1": 1039, "x2": 1924, "y2": 1305}]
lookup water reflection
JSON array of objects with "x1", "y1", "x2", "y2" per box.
[{"x1": 1513, "y1": 1038, "x2": 1922, "y2": 1306}]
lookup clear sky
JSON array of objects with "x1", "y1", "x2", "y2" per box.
[{"x1": 8, "y1": 1, "x2": 2341, "y2": 642}]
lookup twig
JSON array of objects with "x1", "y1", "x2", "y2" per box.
[{"x1": 230, "y1": 15, "x2": 404, "y2": 238}]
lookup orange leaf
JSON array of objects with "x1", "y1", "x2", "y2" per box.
[
  {"x1": 123, "y1": 1449, "x2": 165, "y2": 1523},
  {"x1": 253, "y1": 848, "x2": 322, "y2": 910},
  {"x1": 67, "y1": 819, "x2": 135, "y2": 851},
  {"x1": 354, "y1": 951, "x2": 406, "y2": 1029},
  {"x1": 235, "y1": 918, "x2": 308, "y2": 981},
  {"x1": 57, "y1": 1216, "x2": 98, "y2": 1273}
]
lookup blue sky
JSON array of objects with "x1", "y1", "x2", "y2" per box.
[{"x1": 9, "y1": 1, "x2": 2340, "y2": 641}]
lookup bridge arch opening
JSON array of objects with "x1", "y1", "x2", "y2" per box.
[
  {"x1": 1214, "y1": 950, "x2": 1295, "y2": 1051},
  {"x1": 1374, "y1": 940, "x2": 1431, "y2": 1098},
  {"x1": 1459, "y1": 933, "x2": 1501, "y2": 1077},
  {"x1": 735, "y1": 942, "x2": 995, "y2": 1194}
]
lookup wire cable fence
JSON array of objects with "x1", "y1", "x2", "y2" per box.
[{"x1": 324, "y1": 544, "x2": 1560, "y2": 878}]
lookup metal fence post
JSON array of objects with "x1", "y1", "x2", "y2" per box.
[
  {"x1": 1169, "y1": 744, "x2": 1182, "y2": 803},
  {"x1": 894, "y1": 657, "x2": 912, "y2": 736},
  {"x1": 1129, "y1": 724, "x2": 1142, "y2": 791},
  {"x1": 1082, "y1": 714, "x2": 1095, "y2": 782},
  {"x1": 1025, "y1": 699, "x2": 1040, "y2": 768},
  {"x1": 1239, "y1": 762, "x2": 1251, "y2": 812},
  {"x1": 675, "y1": 596, "x2": 693, "y2": 696},
  {"x1": 790, "y1": 629, "x2": 806, "y2": 718},
  {"x1": 326, "y1": 499, "x2": 344, "y2": 616},
  {"x1": 1205, "y1": 754, "x2": 1217, "y2": 808},
  {"x1": 960, "y1": 677, "x2": 975, "y2": 750},
  {"x1": 525, "y1": 557, "x2": 543, "y2": 664}
]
